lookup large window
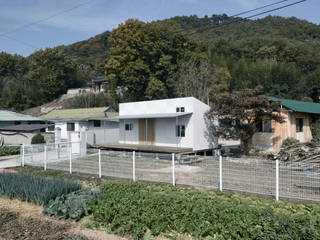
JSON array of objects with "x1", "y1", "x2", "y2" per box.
[
  {"x1": 67, "y1": 123, "x2": 75, "y2": 131},
  {"x1": 125, "y1": 123, "x2": 133, "y2": 131},
  {"x1": 93, "y1": 120, "x2": 101, "y2": 127},
  {"x1": 258, "y1": 119, "x2": 272, "y2": 133},
  {"x1": 176, "y1": 125, "x2": 185, "y2": 137},
  {"x1": 296, "y1": 118, "x2": 303, "y2": 132}
]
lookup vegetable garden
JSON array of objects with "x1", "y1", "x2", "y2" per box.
[{"x1": 1, "y1": 169, "x2": 320, "y2": 240}]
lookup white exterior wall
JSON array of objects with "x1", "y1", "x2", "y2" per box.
[
  {"x1": 118, "y1": 97, "x2": 211, "y2": 151},
  {"x1": 53, "y1": 120, "x2": 118, "y2": 141},
  {"x1": 192, "y1": 98, "x2": 211, "y2": 150},
  {"x1": 119, "y1": 119, "x2": 139, "y2": 144}
]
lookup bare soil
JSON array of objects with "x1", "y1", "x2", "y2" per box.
[{"x1": 0, "y1": 197, "x2": 126, "y2": 240}]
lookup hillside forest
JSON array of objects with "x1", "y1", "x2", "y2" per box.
[{"x1": 0, "y1": 14, "x2": 320, "y2": 111}]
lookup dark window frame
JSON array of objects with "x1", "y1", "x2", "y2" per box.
[
  {"x1": 67, "y1": 122, "x2": 75, "y2": 131},
  {"x1": 125, "y1": 123, "x2": 133, "y2": 131},
  {"x1": 93, "y1": 120, "x2": 101, "y2": 127},
  {"x1": 296, "y1": 118, "x2": 303, "y2": 132},
  {"x1": 176, "y1": 124, "x2": 186, "y2": 137}
]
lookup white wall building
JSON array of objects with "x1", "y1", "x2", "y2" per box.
[
  {"x1": 41, "y1": 107, "x2": 119, "y2": 144},
  {"x1": 115, "y1": 97, "x2": 214, "y2": 152}
]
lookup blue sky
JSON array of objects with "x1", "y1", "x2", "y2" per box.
[{"x1": 0, "y1": 0, "x2": 318, "y2": 56}]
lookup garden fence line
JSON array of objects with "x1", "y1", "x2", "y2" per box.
[{"x1": 20, "y1": 142, "x2": 320, "y2": 202}]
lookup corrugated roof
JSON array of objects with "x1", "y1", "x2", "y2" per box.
[
  {"x1": 112, "y1": 112, "x2": 192, "y2": 120},
  {"x1": 0, "y1": 110, "x2": 43, "y2": 122},
  {"x1": 271, "y1": 97, "x2": 320, "y2": 115},
  {"x1": 40, "y1": 107, "x2": 118, "y2": 121}
]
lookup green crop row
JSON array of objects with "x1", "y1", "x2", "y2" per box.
[
  {"x1": 0, "y1": 146, "x2": 20, "y2": 156},
  {"x1": 0, "y1": 173, "x2": 82, "y2": 205},
  {"x1": 89, "y1": 181, "x2": 320, "y2": 240}
]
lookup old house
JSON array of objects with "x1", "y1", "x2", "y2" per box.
[
  {"x1": 0, "y1": 110, "x2": 53, "y2": 145},
  {"x1": 252, "y1": 98, "x2": 320, "y2": 152},
  {"x1": 40, "y1": 107, "x2": 119, "y2": 144}
]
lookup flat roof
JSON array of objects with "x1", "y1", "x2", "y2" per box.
[{"x1": 111, "y1": 112, "x2": 192, "y2": 120}]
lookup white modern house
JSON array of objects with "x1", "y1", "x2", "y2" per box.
[{"x1": 113, "y1": 97, "x2": 214, "y2": 152}]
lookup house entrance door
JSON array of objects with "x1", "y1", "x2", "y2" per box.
[{"x1": 139, "y1": 119, "x2": 155, "y2": 145}]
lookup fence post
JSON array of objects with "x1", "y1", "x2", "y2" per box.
[
  {"x1": 98, "y1": 149, "x2": 101, "y2": 178},
  {"x1": 69, "y1": 143, "x2": 72, "y2": 174},
  {"x1": 21, "y1": 144, "x2": 25, "y2": 167},
  {"x1": 219, "y1": 155, "x2": 223, "y2": 192},
  {"x1": 276, "y1": 159, "x2": 279, "y2": 201},
  {"x1": 44, "y1": 146, "x2": 47, "y2": 171},
  {"x1": 133, "y1": 151, "x2": 136, "y2": 181},
  {"x1": 172, "y1": 153, "x2": 175, "y2": 186}
]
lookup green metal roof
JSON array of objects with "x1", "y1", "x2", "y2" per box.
[
  {"x1": 0, "y1": 110, "x2": 43, "y2": 122},
  {"x1": 270, "y1": 97, "x2": 320, "y2": 115},
  {"x1": 40, "y1": 107, "x2": 118, "y2": 121}
]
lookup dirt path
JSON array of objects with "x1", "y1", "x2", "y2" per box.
[{"x1": 0, "y1": 197, "x2": 127, "y2": 240}]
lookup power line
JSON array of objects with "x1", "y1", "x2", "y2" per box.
[
  {"x1": 213, "y1": 0, "x2": 307, "y2": 29},
  {"x1": 231, "y1": 0, "x2": 290, "y2": 17},
  {"x1": 244, "y1": 0, "x2": 306, "y2": 19},
  {"x1": 0, "y1": 0, "x2": 93, "y2": 49},
  {"x1": 2, "y1": 35, "x2": 37, "y2": 49}
]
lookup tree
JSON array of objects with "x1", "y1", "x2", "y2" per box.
[
  {"x1": 206, "y1": 87, "x2": 284, "y2": 154},
  {"x1": 105, "y1": 19, "x2": 194, "y2": 102}
]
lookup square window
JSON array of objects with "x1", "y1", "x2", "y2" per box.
[
  {"x1": 93, "y1": 120, "x2": 101, "y2": 127},
  {"x1": 176, "y1": 107, "x2": 180, "y2": 112},
  {"x1": 296, "y1": 118, "x2": 303, "y2": 132},
  {"x1": 48, "y1": 125, "x2": 55, "y2": 131},
  {"x1": 67, "y1": 123, "x2": 75, "y2": 131},
  {"x1": 180, "y1": 107, "x2": 185, "y2": 112},
  {"x1": 125, "y1": 123, "x2": 133, "y2": 131}
]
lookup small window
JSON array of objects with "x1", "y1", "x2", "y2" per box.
[
  {"x1": 176, "y1": 107, "x2": 185, "y2": 112},
  {"x1": 296, "y1": 118, "x2": 303, "y2": 132},
  {"x1": 257, "y1": 120, "x2": 272, "y2": 133},
  {"x1": 47, "y1": 125, "x2": 55, "y2": 131},
  {"x1": 93, "y1": 120, "x2": 101, "y2": 127},
  {"x1": 125, "y1": 123, "x2": 133, "y2": 131},
  {"x1": 14, "y1": 121, "x2": 21, "y2": 125},
  {"x1": 263, "y1": 120, "x2": 272, "y2": 133},
  {"x1": 67, "y1": 123, "x2": 75, "y2": 131},
  {"x1": 176, "y1": 125, "x2": 186, "y2": 137}
]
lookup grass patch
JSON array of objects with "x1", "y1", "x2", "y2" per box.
[
  {"x1": 89, "y1": 181, "x2": 320, "y2": 240},
  {"x1": 0, "y1": 173, "x2": 81, "y2": 205}
]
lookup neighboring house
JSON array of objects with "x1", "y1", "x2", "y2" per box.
[
  {"x1": 0, "y1": 110, "x2": 53, "y2": 145},
  {"x1": 252, "y1": 98, "x2": 320, "y2": 152},
  {"x1": 90, "y1": 76, "x2": 106, "y2": 93},
  {"x1": 113, "y1": 97, "x2": 214, "y2": 152},
  {"x1": 40, "y1": 107, "x2": 119, "y2": 144}
]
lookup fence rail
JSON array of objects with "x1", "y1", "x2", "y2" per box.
[{"x1": 20, "y1": 143, "x2": 320, "y2": 202}]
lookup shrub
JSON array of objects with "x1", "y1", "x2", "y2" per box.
[
  {"x1": 89, "y1": 181, "x2": 320, "y2": 240},
  {"x1": 43, "y1": 189, "x2": 96, "y2": 221},
  {"x1": 311, "y1": 119, "x2": 320, "y2": 142},
  {"x1": 281, "y1": 137, "x2": 299, "y2": 148},
  {"x1": 0, "y1": 146, "x2": 20, "y2": 156},
  {"x1": 31, "y1": 133, "x2": 46, "y2": 144},
  {"x1": 0, "y1": 173, "x2": 81, "y2": 205}
]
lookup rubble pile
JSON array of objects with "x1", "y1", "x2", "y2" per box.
[{"x1": 277, "y1": 142, "x2": 320, "y2": 162}]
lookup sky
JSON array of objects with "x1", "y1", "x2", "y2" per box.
[{"x1": 0, "y1": 0, "x2": 319, "y2": 57}]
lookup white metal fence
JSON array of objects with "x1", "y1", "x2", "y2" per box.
[{"x1": 20, "y1": 143, "x2": 320, "y2": 202}]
